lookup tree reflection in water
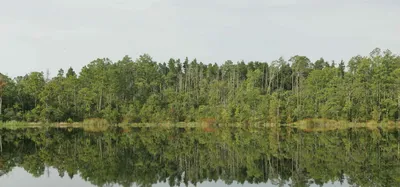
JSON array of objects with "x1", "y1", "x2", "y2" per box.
[{"x1": 0, "y1": 127, "x2": 399, "y2": 187}]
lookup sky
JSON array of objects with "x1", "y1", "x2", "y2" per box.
[
  {"x1": 1, "y1": 0, "x2": 399, "y2": 78},
  {"x1": 0, "y1": 167, "x2": 350, "y2": 187}
]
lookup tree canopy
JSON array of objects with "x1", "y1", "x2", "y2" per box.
[{"x1": 1, "y1": 48, "x2": 400, "y2": 123}]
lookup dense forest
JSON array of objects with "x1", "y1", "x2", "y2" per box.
[
  {"x1": 0, "y1": 127, "x2": 399, "y2": 187},
  {"x1": 1, "y1": 48, "x2": 400, "y2": 124}
]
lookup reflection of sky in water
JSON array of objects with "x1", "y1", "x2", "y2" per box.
[{"x1": 0, "y1": 167, "x2": 350, "y2": 187}]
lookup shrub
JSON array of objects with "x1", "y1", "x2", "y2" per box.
[
  {"x1": 82, "y1": 118, "x2": 109, "y2": 126},
  {"x1": 67, "y1": 118, "x2": 74, "y2": 124}
]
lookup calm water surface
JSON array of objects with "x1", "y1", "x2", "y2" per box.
[{"x1": 0, "y1": 127, "x2": 399, "y2": 187}]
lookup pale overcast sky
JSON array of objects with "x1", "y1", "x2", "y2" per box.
[{"x1": 1, "y1": 0, "x2": 399, "y2": 78}]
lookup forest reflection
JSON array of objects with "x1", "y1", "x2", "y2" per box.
[{"x1": 0, "y1": 127, "x2": 399, "y2": 187}]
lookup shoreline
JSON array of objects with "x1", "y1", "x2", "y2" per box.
[{"x1": 1, "y1": 118, "x2": 400, "y2": 132}]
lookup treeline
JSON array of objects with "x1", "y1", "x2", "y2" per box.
[{"x1": 1, "y1": 48, "x2": 400, "y2": 123}]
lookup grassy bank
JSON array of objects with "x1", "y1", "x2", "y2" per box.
[
  {"x1": 1, "y1": 118, "x2": 400, "y2": 132},
  {"x1": 286, "y1": 118, "x2": 400, "y2": 131}
]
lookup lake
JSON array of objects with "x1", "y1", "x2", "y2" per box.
[{"x1": 0, "y1": 126, "x2": 399, "y2": 187}]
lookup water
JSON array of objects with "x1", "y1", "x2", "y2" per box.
[{"x1": 0, "y1": 127, "x2": 399, "y2": 187}]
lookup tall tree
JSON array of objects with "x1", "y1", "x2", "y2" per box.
[{"x1": 0, "y1": 74, "x2": 6, "y2": 115}]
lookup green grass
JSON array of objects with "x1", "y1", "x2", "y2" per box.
[
  {"x1": 287, "y1": 118, "x2": 400, "y2": 131},
  {"x1": 1, "y1": 118, "x2": 400, "y2": 132},
  {"x1": 0, "y1": 121, "x2": 50, "y2": 129}
]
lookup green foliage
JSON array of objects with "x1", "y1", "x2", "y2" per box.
[
  {"x1": 67, "y1": 118, "x2": 73, "y2": 123},
  {"x1": 0, "y1": 48, "x2": 400, "y2": 123},
  {"x1": 102, "y1": 106, "x2": 120, "y2": 124}
]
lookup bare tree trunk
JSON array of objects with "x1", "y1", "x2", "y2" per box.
[
  {"x1": 99, "y1": 90, "x2": 103, "y2": 112},
  {"x1": 179, "y1": 73, "x2": 183, "y2": 93},
  {"x1": 0, "y1": 97, "x2": 2, "y2": 115}
]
